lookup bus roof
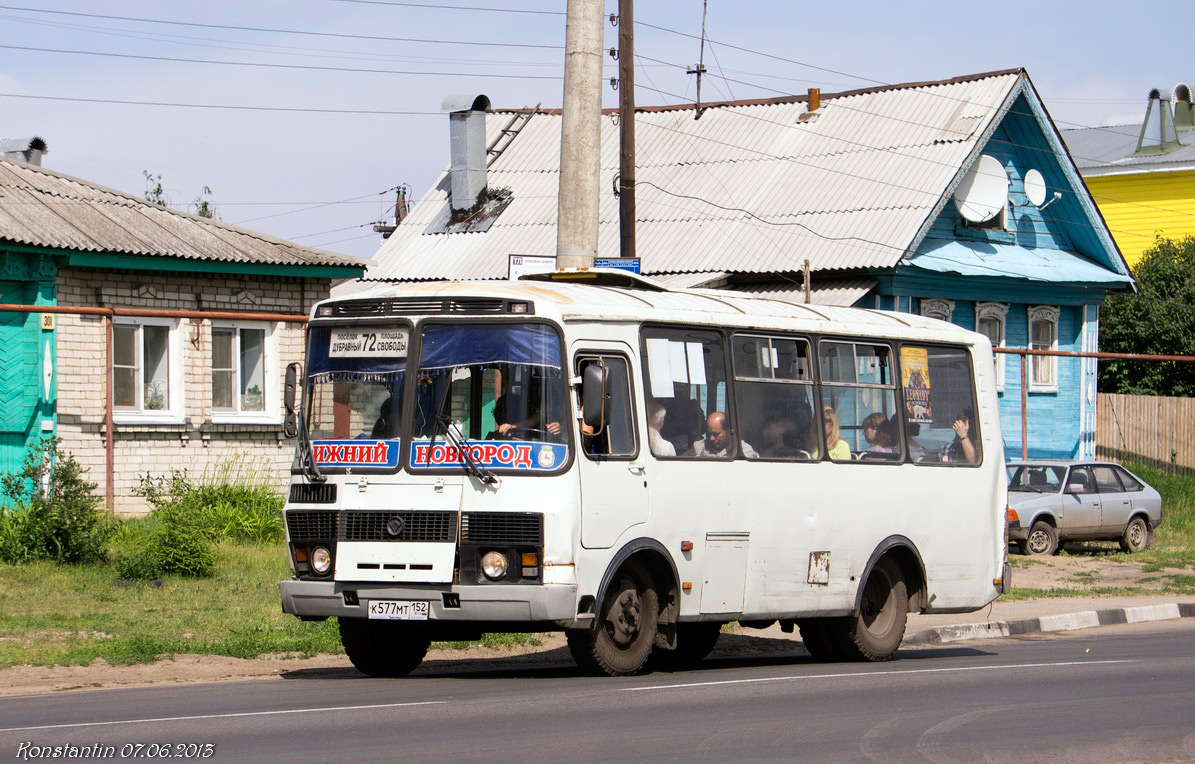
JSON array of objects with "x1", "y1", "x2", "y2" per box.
[{"x1": 316, "y1": 271, "x2": 982, "y2": 345}]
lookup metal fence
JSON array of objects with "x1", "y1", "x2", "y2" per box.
[{"x1": 1097, "y1": 392, "x2": 1195, "y2": 471}]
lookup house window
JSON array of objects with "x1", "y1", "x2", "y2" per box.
[
  {"x1": 113, "y1": 318, "x2": 182, "y2": 420},
  {"x1": 920, "y1": 298, "x2": 955, "y2": 323},
  {"x1": 212, "y1": 323, "x2": 274, "y2": 418},
  {"x1": 975, "y1": 302, "x2": 1008, "y2": 392},
  {"x1": 1028, "y1": 305, "x2": 1060, "y2": 393}
]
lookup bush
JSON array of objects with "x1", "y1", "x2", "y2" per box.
[
  {"x1": 0, "y1": 438, "x2": 111, "y2": 565},
  {"x1": 128, "y1": 455, "x2": 285, "y2": 578}
]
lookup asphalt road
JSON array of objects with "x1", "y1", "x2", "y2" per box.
[{"x1": 1, "y1": 621, "x2": 1193, "y2": 764}]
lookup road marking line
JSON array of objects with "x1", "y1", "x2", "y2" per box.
[
  {"x1": 0, "y1": 700, "x2": 447, "y2": 733},
  {"x1": 622, "y1": 660, "x2": 1135, "y2": 692}
]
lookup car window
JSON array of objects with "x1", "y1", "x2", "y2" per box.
[
  {"x1": 1066, "y1": 467, "x2": 1095, "y2": 494},
  {"x1": 1008, "y1": 465, "x2": 1064, "y2": 491},
  {"x1": 1115, "y1": 467, "x2": 1143, "y2": 492},
  {"x1": 1092, "y1": 466, "x2": 1124, "y2": 494}
]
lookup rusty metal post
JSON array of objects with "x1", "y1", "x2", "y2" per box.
[
  {"x1": 105, "y1": 312, "x2": 115, "y2": 511},
  {"x1": 1020, "y1": 350, "x2": 1028, "y2": 460}
]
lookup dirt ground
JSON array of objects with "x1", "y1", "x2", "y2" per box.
[{"x1": 0, "y1": 549, "x2": 1187, "y2": 697}]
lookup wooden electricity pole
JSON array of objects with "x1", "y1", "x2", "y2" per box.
[{"x1": 617, "y1": 0, "x2": 635, "y2": 260}]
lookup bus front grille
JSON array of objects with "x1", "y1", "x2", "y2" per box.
[
  {"x1": 287, "y1": 511, "x2": 338, "y2": 541},
  {"x1": 461, "y1": 512, "x2": 543, "y2": 545},
  {"x1": 289, "y1": 483, "x2": 338, "y2": 504},
  {"x1": 342, "y1": 511, "x2": 457, "y2": 542}
]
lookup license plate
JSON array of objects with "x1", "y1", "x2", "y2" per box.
[{"x1": 367, "y1": 600, "x2": 430, "y2": 621}]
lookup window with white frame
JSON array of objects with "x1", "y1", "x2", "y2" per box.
[
  {"x1": 920, "y1": 298, "x2": 955, "y2": 323},
  {"x1": 113, "y1": 318, "x2": 182, "y2": 420},
  {"x1": 211, "y1": 323, "x2": 275, "y2": 418},
  {"x1": 1028, "y1": 305, "x2": 1060, "y2": 392},
  {"x1": 975, "y1": 302, "x2": 1008, "y2": 392}
]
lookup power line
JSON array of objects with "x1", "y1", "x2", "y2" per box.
[
  {"x1": 0, "y1": 4, "x2": 563, "y2": 49},
  {"x1": 326, "y1": 0, "x2": 564, "y2": 14},
  {"x1": 0, "y1": 91, "x2": 442, "y2": 115},
  {"x1": 0, "y1": 44, "x2": 563, "y2": 80}
]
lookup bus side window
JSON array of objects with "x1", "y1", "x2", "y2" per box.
[
  {"x1": 819, "y1": 341, "x2": 899, "y2": 462},
  {"x1": 899, "y1": 345, "x2": 981, "y2": 466},
  {"x1": 575, "y1": 355, "x2": 636, "y2": 459},
  {"x1": 641, "y1": 327, "x2": 731, "y2": 458}
]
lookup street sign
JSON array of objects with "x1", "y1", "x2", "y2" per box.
[
  {"x1": 508, "y1": 254, "x2": 556, "y2": 281},
  {"x1": 594, "y1": 258, "x2": 641, "y2": 274}
]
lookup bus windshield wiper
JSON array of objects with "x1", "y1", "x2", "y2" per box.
[
  {"x1": 426, "y1": 375, "x2": 498, "y2": 485},
  {"x1": 443, "y1": 419, "x2": 499, "y2": 486}
]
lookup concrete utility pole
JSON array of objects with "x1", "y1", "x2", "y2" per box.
[
  {"x1": 617, "y1": 0, "x2": 635, "y2": 260},
  {"x1": 556, "y1": 0, "x2": 605, "y2": 269}
]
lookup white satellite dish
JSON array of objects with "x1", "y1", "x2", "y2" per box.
[
  {"x1": 1024, "y1": 168, "x2": 1047, "y2": 207},
  {"x1": 952, "y1": 154, "x2": 1008, "y2": 223}
]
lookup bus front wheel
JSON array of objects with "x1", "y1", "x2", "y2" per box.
[
  {"x1": 568, "y1": 560, "x2": 659, "y2": 676},
  {"x1": 338, "y1": 618, "x2": 431, "y2": 677},
  {"x1": 833, "y1": 556, "x2": 908, "y2": 662}
]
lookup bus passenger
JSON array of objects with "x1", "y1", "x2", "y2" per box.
[
  {"x1": 820, "y1": 406, "x2": 851, "y2": 461},
  {"x1": 646, "y1": 401, "x2": 675, "y2": 456},
  {"x1": 862, "y1": 411, "x2": 897, "y2": 454},
  {"x1": 941, "y1": 408, "x2": 979, "y2": 464},
  {"x1": 687, "y1": 411, "x2": 757, "y2": 458}
]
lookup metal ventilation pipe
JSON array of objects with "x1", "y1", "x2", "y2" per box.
[{"x1": 442, "y1": 94, "x2": 491, "y2": 212}]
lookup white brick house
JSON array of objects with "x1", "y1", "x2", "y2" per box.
[{"x1": 0, "y1": 153, "x2": 366, "y2": 514}]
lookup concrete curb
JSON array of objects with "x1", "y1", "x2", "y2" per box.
[{"x1": 904, "y1": 602, "x2": 1195, "y2": 646}]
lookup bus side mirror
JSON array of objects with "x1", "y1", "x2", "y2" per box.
[
  {"x1": 283, "y1": 362, "x2": 300, "y2": 438},
  {"x1": 581, "y1": 363, "x2": 608, "y2": 430}
]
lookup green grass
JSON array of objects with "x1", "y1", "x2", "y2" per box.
[
  {"x1": 0, "y1": 542, "x2": 547, "y2": 668},
  {"x1": 0, "y1": 544, "x2": 341, "y2": 668}
]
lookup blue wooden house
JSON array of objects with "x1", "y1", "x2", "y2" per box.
[{"x1": 355, "y1": 69, "x2": 1134, "y2": 460}]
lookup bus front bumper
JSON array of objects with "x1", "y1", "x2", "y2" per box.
[{"x1": 280, "y1": 580, "x2": 582, "y2": 625}]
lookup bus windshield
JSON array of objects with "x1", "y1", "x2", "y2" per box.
[
  {"x1": 305, "y1": 324, "x2": 408, "y2": 470},
  {"x1": 410, "y1": 322, "x2": 568, "y2": 473}
]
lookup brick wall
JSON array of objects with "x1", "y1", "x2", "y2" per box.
[{"x1": 54, "y1": 268, "x2": 328, "y2": 515}]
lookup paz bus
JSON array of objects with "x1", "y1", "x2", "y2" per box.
[{"x1": 280, "y1": 271, "x2": 1009, "y2": 677}]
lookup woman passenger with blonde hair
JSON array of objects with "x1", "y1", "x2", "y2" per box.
[{"x1": 820, "y1": 406, "x2": 851, "y2": 461}]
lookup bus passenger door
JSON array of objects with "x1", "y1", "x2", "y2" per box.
[{"x1": 575, "y1": 349, "x2": 650, "y2": 548}]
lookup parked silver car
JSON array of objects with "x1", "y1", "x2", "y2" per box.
[{"x1": 1006, "y1": 460, "x2": 1163, "y2": 555}]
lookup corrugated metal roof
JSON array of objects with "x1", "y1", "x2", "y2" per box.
[
  {"x1": 0, "y1": 156, "x2": 367, "y2": 269},
  {"x1": 328, "y1": 277, "x2": 972, "y2": 341},
  {"x1": 734, "y1": 279, "x2": 877, "y2": 307},
  {"x1": 1062, "y1": 124, "x2": 1195, "y2": 174},
  {"x1": 362, "y1": 70, "x2": 1027, "y2": 284},
  {"x1": 909, "y1": 239, "x2": 1135, "y2": 285}
]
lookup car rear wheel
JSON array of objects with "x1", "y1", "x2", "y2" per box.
[
  {"x1": 1025, "y1": 521, "x2": 1058, "y2": 556},
  {"x1": 1119, "y1": 516, "x2": 1151, "y2": 553}
]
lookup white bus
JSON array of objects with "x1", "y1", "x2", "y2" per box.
[{"x1": 280, "y1": 271, "x2": 1009, "y2": 677}]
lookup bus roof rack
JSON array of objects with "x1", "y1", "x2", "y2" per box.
[{"x1": 519, "y1": 268, "x2": 670, "y2": 292}]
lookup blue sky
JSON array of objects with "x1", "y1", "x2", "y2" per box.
[{"x1": 0, "y1": 0, "x2": 1188, "y2": 260}]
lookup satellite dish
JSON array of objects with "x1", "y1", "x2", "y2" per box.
[
  {"x1": 1024, "y1": 168, "x2": 1047, "y2": 207},
  {"x1": 953, "y1": 154, "x2": 1008, "y2": 223}
]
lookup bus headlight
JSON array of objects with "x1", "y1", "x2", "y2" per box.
[
  {"x1": 481, "y1": 551, "x2": 509, "y2": 581},
  {"x1": 311, "y1": 546, "x2": 332, "y2": 576}
]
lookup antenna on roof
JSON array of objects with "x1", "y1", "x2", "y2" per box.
[{"x1": 686, "y1": 0, "x2": 710, "y2": 120}]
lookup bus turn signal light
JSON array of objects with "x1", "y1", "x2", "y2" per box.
[
  {"x1": 1006, "y1": 508, "x2": 1019, "y2": 523},
  {"x1": 680, "y1": 541, "x2": 694, "y2": 552}
]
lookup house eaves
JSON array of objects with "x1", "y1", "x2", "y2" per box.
[{"x1": 0, "y1": 156, "x2": 367, "y2": 274}]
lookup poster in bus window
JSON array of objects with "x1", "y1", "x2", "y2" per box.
[{"x1": 901, "y1": 347, "x2": 933, "y2": 424}]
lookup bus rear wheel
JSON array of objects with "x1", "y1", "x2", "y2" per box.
[
  {"x1": 568, "y1": 560, "x2": 659, "y2": 676},
  {"x1": 338, "y1": 618, "x2": 431, "y2": 677},
  {"x1": 831, "y1": 556, "x2": 908, "y2": 662}
]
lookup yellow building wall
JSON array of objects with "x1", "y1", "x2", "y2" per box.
[{"x1": 1084, "y1": 171, "x2": 1195, "y2": 266}]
